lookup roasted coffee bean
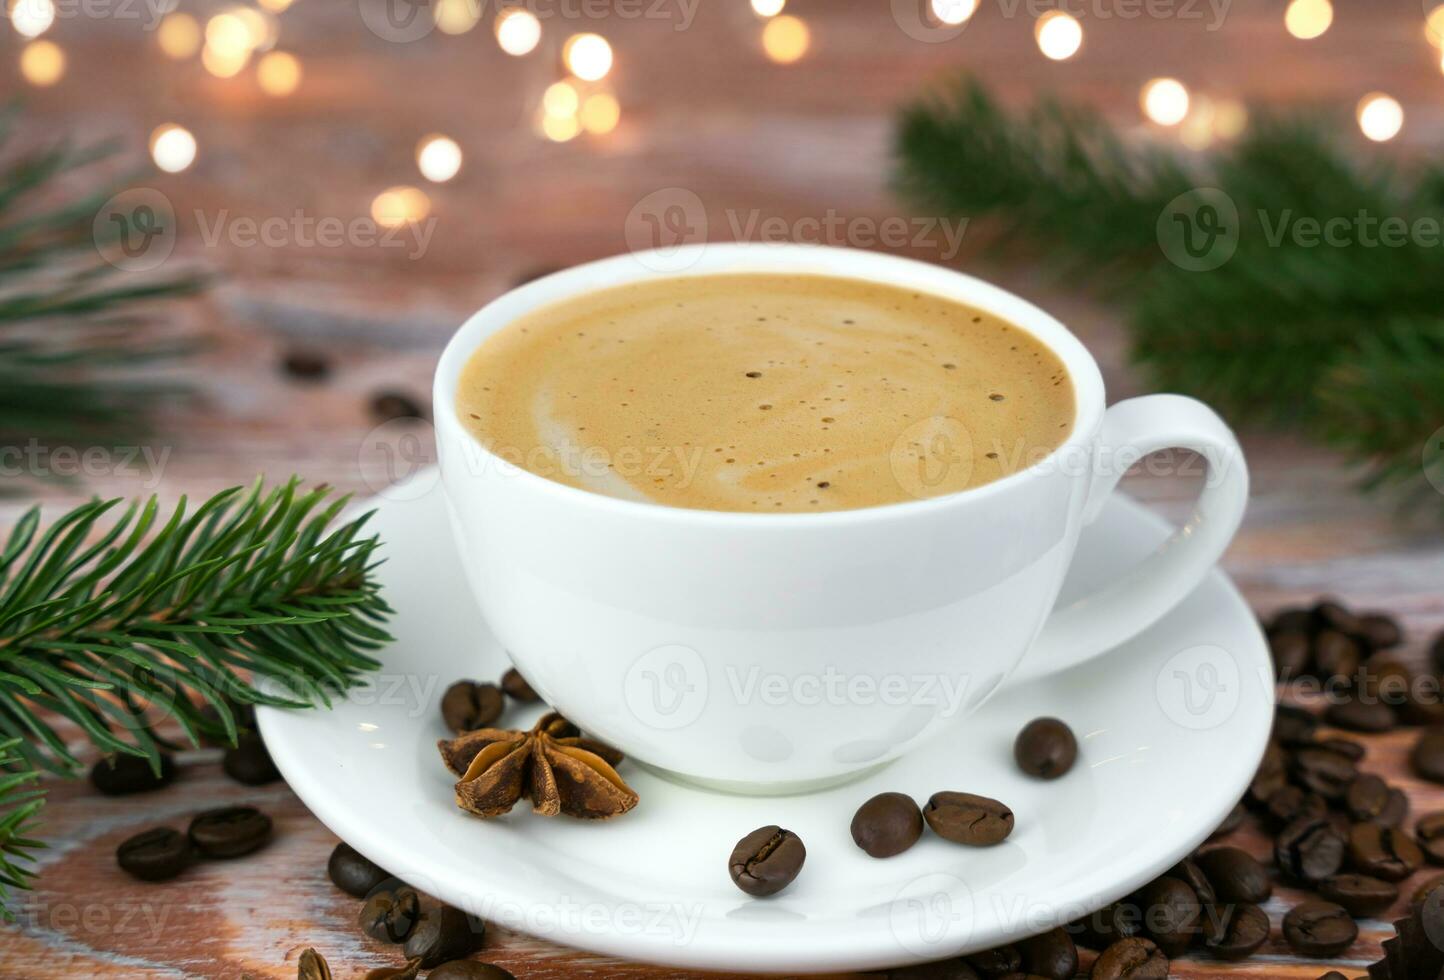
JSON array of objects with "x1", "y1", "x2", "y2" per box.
[
  {"x1": 1208, "y1": 802, "x2": 1246, "y2": 840},
  {"x1": 1069, "y1": 903, "x2": 1143, "y2": 950},
  {"x1": 1199, "y1": 902, "x2": 1269, "y2": 960},
  {"x1": 1164, "y1": 857, "x2": 1215, "y2": 905},
  {"x1": 1014, "y1": 718, "x2": 1077, "y2": 779},
  {"x1": 222, "y1": 730, "x2": 281, "y2": 785},
  {"x1": 188, "y1": 806, "x2": 272, "y2": 859},
  {"x1": 440, "y1": 681, "x2": 504, "y2": 734},
  {"x1": 1350, "y1": 822, "x2": 1424, "y2": 881},
  {"x1": 925, "y1": 793, "x2": 1014, "y2": 846},
  {"x1": 116, "y1": 827, "x2": 192, "y2": 882},
  {"x1": 1089, "y1": 937, "x2": 1167, "y2": 979},
  {"x1": 728, "y1": 825, "x2": 805, "y2": 896},
  {"x1": 1346, "y1": 774, "x2": 1393, "y2": 822},
  {"x1": 1314, "y1": 629, "x2": 1362, "y2": 681},
  {"x1": 1283, "y1": 901, "x2": 1357, "y2": 957},
  {"x1": 1412, "y1": 872, "x2": 1444, "y2": 908},
  {"x1": 1325, "y1": 696, "x2": 1396, "y2": 733},
  {"x1": 1269, "y1": 607, "x2": 1314, "y2": 634},
  {"x1": 370, "y1": 391, "x2": 426, "y2": 423},
  {"x1": 1265, "y1": 786, "x2": 1327, "y2": 830},
  {"x1": 1270, "y1": 631, "x2": 1312, "y2": 679},
  {"x1": 1319, "y1": 873, "x2": 1398, "y2": 917},
  {"x1": 1017, "y1": 928, "x2": 1077, "y2": 980},
  {"x1": 1313, "y1": 598, "x2": 1361, "y2": 635},
  {"x1": 500, "y1": 667, "x2": 539, "y2": 703},
  {"x1": 1356, "y1": 613, "x2": 1404, "y2": 650},
  {"x1": 362, "y1": 959, "x2": 421, "y2": 980},
  {"x1": 851, "y1": 792, "x2": 924, "y2": 858},
  {"x1": 1400, "y1": 675, "x2": 1444, "y2": 727},
  {"x1": 1277, "y1": 814, "x2": 1346, "y2": 884},
  {"x1": 1359, "y1": 657, "x2": 1412, "y2": 703},
  {"x1": 91, "y1": 753, "x2": 176, "y2": 796},
  {"x1": 1380, "y1": 787, "x2": 1410, "y2": 828},
  {"x1": 298, "y1": 947, "x2": 333, "y2": 980},
  {"x1": 884, "y1": 959, "x2": 982, "y2": 980},
  {"x1": 1433, "y1": 630, "x2": 1444, "y2": 675},
  {"x1": 1246, "y1": 743, "x2": 1288, "y2": 807},
  {"x1": 1318, "y1": 737, "x2": 1366, "y2": 761},
  {"x1": 427, "y1": 965, "x2": 517, "y2": 980},
  {"x1": 1418, "y1": 812, "x2": 1444, "y2": 865},
  {"x1": 327, "y1": 842, "x2": 390, "y2": 898},
  {"x1": 404, "y1": 905, "x2": 479, "y2": 967},
  {"x1": 1274, "y1": 704, "x2": 1318, "y2": 745},
  {"x1": 1197, "y1": 847, "x2": 1271, "y2": 904},
  {"x1": 1413, "y1": 728, "x2": 1444, "y2": 783},
  {"x1": 1315, "y1": 972, "x2": 1348, "y2": 980},
  {"x1": 1291, "y1": 747, "x2": 1357, "y2": 799},
  {"x1": 281, "y1": 349, "x2": 330, "y2": 381},
  {"x1": 1136, "y1": 876, "x2": 1199, "y2": 957},
  {"x1": 359, "y1": 887, "x2": 421, "y2": 943},
  {"x1": 966, "y1": 944, "x2": 1021, "y2": 975}
]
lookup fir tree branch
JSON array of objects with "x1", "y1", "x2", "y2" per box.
[
  {"x1": 894, "y1": 78, "x2": 1444, "y2": 513},
  {"x1": 0, "y1": 479, "x2": 392, "y2": 776},
  {"x1": 0, "y1": 738, "x2": 43, "y2": 920}
]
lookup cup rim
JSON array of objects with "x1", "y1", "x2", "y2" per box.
[{"x1": 433, "y1": 242, "x2": 1107, "y2": 525}]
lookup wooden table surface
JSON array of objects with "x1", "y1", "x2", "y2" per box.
[{"x1": 5, "y1": 0, "x2": 1444, "y2": 976}]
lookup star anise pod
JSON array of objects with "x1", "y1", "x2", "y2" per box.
[{"x1": 438, "y1": 712, "x2": 639, "y2": 819}]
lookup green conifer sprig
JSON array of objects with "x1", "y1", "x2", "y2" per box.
[
  {"x1": 0, "y1": 738, "x2": 43, "y2": 918},
  {"x1": 895, "y1": 79, "x2": 1444, "y2": 512}
]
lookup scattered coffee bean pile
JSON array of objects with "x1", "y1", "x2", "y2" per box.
[
  {"x1": 325, "y1": 840, "x2": 516, "y2": 978},
  {"x1": 440, "y1": 667, "x2": 541, "y2": 734},
  {"x1": 116, "y1": 806, "x2": 272, "y2": 881}
]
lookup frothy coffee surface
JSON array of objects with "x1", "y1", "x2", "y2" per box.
[{"x1": 456, "y1": 273, "x2": 1075, "y2": 513}]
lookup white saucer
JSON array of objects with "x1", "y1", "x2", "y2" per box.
[{"x1": 259, "y1": 470, "x2": 1272, "y2": 974}]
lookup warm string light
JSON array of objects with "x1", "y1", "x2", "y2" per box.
[
  {"x1": 930, "y1": 0, "x2": 978, "y2": 27},
  {"x1": 416, "y1": 135, "x2": 463, "y2": 182},
  {"x1": 1034, "y1": 11, "x2": 1082, "y2": 61},
  {"x1": 257, "y1": 50, "x2": 302, "y2": 96},
  {"x1": 494, "y1": 8, "x2": 541, "y2": 55},
  {"x1": 150, "y1": 124, "x2": 198, "y2": 173},
  {"x1": 563, "y1": 33, "x2": 613, "y2": 81},
  {"x1": 18, "y1": 38, "x2": 63, "y2": 85},
  {"x1": 1141, "y1": 77, "x2": 1190, "y2": 126},
  {"x1": 1284, "y1": 0, "x2": 1332, "y2": 39},
  {"x1": 750, "y1": 0, "x2": 785, "y2": 16},
  {"x1": 1427, "y1": 4, "x2": 1444, "y2": 47},
  {"x1": 8, "y1": 0, "x2": 54, "y2": 39},
  {"x1": 158, "y1": 13, "x2": 202, "y2": 59},
  {"x1": 371, "y1": 186, "x2": 431, "y2": 228},
  {"x1": 1357, "y1": 93, "x2": 1403, "y2": 142},
  {"x1": 257, "y1": 0, "x2": 294, "y2": 11},
  {"x1": 433, "y1": 0, "x2": 480, "y2": 36},
  {"x1": 538, "y1": 77, "x2": 620, "y2": 140},
  {"x1": 761, "y1": 13, "x2": 809, "y2": 63}
]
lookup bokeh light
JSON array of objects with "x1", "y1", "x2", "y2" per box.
[
  {"x1": 371, "y1": 186, "x2": 431, "y2": 228},
  {"x1": 542, "y1": 80, "x2": 580, "y2": 118},
  {"x1": 564, "y1": 33, "x2": 613, "y2": 81},
  {"x1": 494, "y1": 8, "x2": 541, "y2": 55},
  {"x1": 434, "y1": 0, "x2": 481, "y2": 35},
  {"x1": 202, "y1": 43, "x2": 251, "y2": 77},
  {"x1": 150, "y1": 124, "x2": 198, "y2": 174},
  {"x1": 158, "y1": 13, "x2": 202, "y2": 59},
  {"x1": 257, "y1": 0, "x2": 293, "y2": 10},
  {"x1": 762, "y1": 14, "x2": 809, "y2": 63},
  {"x1": 1034, "y1": 12, "x2": 1082, "y2": 61},
  {"x1": 416, "y1": 135, "x2": 463, "y2": 183},
  {"x1": 1141, "y1": 77, "x2": 1190, "y2": 126},
  {"x1": 751, "y1": 0, "x2": 785, "y2": 16},
  {"x1": 541, "y1": 113, "x2": 581, "y2": 142},
  {"x1": 257, "y1": 51, "x2": 302, "y2": 96},
  {"x1": 580, "y1": 92, "x2": 621, "y2": 135},
  {"x1": 1284, "y1": 0, "x2": 1332, "y2": 40},
  {"x1": 1212, "y1": 99, "x2": 1248, "y2": 139},
  {"x1": 9, "y1": 0, "x2": 55, "y2": 38},
  {"x1": 1427, "y1": 4, "x2": 1444, "y2": 47},
  {"x1": 1357, "y1": 93, "x2": 1403, "y2": 142},
  {"x1": 931, "y1": 0, "x2": 978, "y2": 26},
  {"x1": 19, "y1": 39, "x2": 64, "y2": 86}
]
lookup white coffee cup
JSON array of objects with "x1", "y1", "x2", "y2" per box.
[{"x1": 433, "y1": 244, "x2": 1248, "y2": 793}]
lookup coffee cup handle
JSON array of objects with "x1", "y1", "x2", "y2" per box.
[{"x1": 1010, "y1": 395, "x2": 1249, "y2": 684}]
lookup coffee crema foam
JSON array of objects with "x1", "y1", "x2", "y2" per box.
[{"x1": 456, "y1": 273, "x2": 1075, "y2": 513}]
